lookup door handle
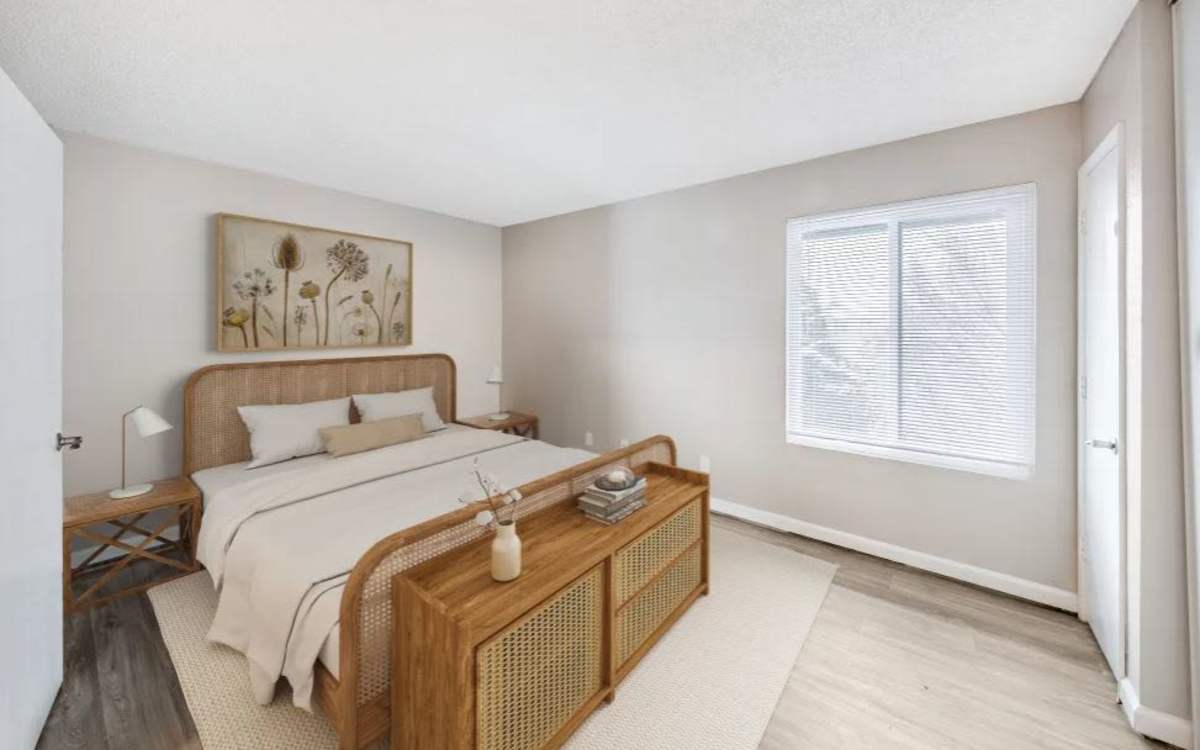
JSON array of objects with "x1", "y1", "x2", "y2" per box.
[
  {"x1": 1084, "y1": 438, "x2": 1118, "y2": 454},
  {"x1": 56, "y1": 432, "x2": 83, "y2": 451}
]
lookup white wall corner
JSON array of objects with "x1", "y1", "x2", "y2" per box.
[
  {"x1": 710, "y1": 496, "x2": 1079, "y2": 612},
  {"x1": 1119, "y1": 677, "x2": 1193, "y2": 749}
]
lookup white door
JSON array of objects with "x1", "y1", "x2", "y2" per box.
[
  {"x1": 0, "y1": 68, "x2": 64, "y2": 747},
  {"x1": 1077, "y1": 126, "x2": 1124, "y2": 678}
]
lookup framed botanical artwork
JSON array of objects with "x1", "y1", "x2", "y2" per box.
[{"x1": 217, "y1": 214, "x2": 413, "y2": 352}]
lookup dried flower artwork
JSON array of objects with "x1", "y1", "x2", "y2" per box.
[{"x1": 218, "y1": 214, "x2": 412, "y2": 351}]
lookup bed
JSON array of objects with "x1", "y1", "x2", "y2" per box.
[{"x1": 183, "y1": 354, "x2": 676, "y2": 749}]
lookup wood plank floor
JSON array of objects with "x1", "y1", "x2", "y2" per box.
[
  {"x1": 39, "y1": 559, "x2": 200, "y2": 750},
  {"x1": 720, "y1": 517, "x2": 1161, "y2": 749},
  {"x1": 38, "y1": 517, "x2": 1159, "y2": 749}
]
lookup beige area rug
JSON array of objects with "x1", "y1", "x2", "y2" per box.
[{"x1": 148, "y1": 527, "x2": 835, "y2": 750}]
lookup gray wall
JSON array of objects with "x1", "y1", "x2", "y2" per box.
[
  {"x1": 503, "y1": 103, "x2": 1082, "y2": 594},
  {"x1": 61, "y1": 134, "x2": 503, "y2": 496},
  {"x1": 1082, "y1": 0, "x2": 1190, "y2": 723}
]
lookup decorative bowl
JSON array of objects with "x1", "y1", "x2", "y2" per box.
[{"x1": 596, "y1": 468, "x2": 638, "y2": 491}]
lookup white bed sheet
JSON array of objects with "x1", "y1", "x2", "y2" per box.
[
  {"x1": 191, "y1": 423, "x2": 482, "y2": 680},
  {"x1": 190, "y1": 424, "x2": 474, "y2": 497},
  {"x1": 189, "y1": 427, "x2": 592, "y2": 700},
  {"x1": 318, "y1": 626, "x2": 340, "y2": 678}
]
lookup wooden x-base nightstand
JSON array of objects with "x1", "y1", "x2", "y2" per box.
[
  {"x1": 62, "y1": 477, "x2": 201, "y2": 614},
  {"x1": 459, "y1": 411, "x2": 539, "y2": 438}
]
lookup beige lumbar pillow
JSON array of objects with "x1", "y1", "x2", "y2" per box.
[{"x1": 319, "y1": 414, "x2": 426, "y2": 457}]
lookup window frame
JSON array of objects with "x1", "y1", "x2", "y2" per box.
[{"x1": 784, "y1": 183, "x2": 1038, "y2": 479}]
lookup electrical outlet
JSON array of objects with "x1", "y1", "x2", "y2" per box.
[
  {"x1": 584, "y1": 431, "x2": 594, "y2": 448},
  {"x1": 699, "y1": 455, "x2": 711, "y2": 473},
  {"x1": 619, "y1": 437, "x2": 630, "y2": 448}
]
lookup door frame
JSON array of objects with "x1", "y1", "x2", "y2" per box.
[
  {"x1": 1075, "y1": 123, "x2": 1127, "y2": 680},
  {"x1": 1173, "y1": 3, "x2": 1200, "y2": 744}
]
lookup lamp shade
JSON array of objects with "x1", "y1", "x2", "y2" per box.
[
  {"x1": 128, "y1": 406, "x2": 172, "y2": 437},
  {"x1": 486, "y1": 364, "x2": 504, "y2": 385}
]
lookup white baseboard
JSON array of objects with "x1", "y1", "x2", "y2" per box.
[
  {"x1": 1118, "y1": 677, "x2": 1140, "y2": 727},
  {"x1": 710, "y1": 497, "x2": 1079, "y2": 612},
  {"x1": 1119, "y1": 677, "x2": 1193, "y2": 748}
]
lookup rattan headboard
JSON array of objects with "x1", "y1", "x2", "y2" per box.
[{"x1": 183, "y1": 354, "x2": 457, "y2": 474}]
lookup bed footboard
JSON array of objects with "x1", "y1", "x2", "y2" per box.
[{"x1": 325, "y1": 434, "x2": 677, "y2": 749}]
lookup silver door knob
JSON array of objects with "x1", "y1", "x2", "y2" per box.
[{"x1": 1084, "y1": 438, "x2": 1118, "y2": 454}]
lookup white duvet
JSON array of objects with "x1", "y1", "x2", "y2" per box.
[{"x1": 194, "y1": 426, "x2": 593, "y2": 710}]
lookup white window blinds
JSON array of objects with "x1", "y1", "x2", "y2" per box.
[{"x1": 785, "y1": 184, "x2": 1037, "y2": 478}]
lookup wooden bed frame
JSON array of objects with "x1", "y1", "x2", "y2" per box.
[{"x1": 183, "y1": 354, "x2": 677, "y2": 749}]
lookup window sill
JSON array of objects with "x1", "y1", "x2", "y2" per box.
[{"x1": 785, "y1": 433, "x2": 1031, "y2": 480}]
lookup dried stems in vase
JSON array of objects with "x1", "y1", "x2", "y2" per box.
[{"x1": 459, "y1": 458, "x2": 523, "y2": 528}]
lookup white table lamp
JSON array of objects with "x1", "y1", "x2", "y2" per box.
[
  {"x1": 486, "y1": 364, "x2": 509, "y2": 421},
  {"x1": 111, "y1": 406, "x2": 173, "y2": 499}
]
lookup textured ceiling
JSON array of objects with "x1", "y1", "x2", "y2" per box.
[{"x1": 0, "y1": 0, "x2": 1134, "y2": 226}]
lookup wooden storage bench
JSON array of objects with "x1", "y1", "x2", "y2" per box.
[{"x1": 392, "y1": 462, "x2": 709, "y2": 750}]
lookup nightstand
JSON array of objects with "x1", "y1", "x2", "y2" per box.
[
  {"x1": 62, "y1": 477, "x2": 201, "y2": 614},
  {"x1": 459, "y1": 411, "x2": 539, "y2": 438}
]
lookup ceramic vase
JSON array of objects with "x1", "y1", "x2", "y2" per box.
[{"x1": 491, "y1": 520, "x2": 522, "y2": 582}]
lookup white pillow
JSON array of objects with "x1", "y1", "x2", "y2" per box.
[
  {"x1": 237, "y1": 397, "x2": 351, "y2": 469},
  {"x1": 352, "y1": 387, "x2": 446, "y2": 432}
]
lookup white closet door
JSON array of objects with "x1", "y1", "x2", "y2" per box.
[
  {"x1": 1078, "y1": 127, "x2": 1124, "y2": 679},
  {"x1": 0, "y1": 66, "x2": 64, "y2": 748}
]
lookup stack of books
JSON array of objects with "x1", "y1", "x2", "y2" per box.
[{"x1": 578, "y1": 476, "x2": 646, "y2": 524}]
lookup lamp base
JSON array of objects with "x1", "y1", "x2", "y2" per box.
[
  {"x1": 110, "y1": 483, "x2": 154, "y2": 499},
  {"x1": 487, "y1": 412, "x2": 511, "y2": 421}
]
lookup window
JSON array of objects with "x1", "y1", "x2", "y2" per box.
[{"x1": 785, "y1": 184, "x2": 1036, "y2": 478}]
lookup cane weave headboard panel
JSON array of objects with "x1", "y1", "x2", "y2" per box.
[{"x1": 183, "y1": 354, "x2": 457, "y2": 474}]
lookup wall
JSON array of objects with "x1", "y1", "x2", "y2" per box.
[
  {"x1": 62, "y1": 134, "x2": 502, "y2": 496},
  {"x1": 0, "y1": 65, "x2": 63, "y2": 748},
  {"x1": 1082, "y1": 0, "x2": 1191, "y2": 735},
  {"x1": 503, "y1": 104, "x2": 1082, "y2": 599}
]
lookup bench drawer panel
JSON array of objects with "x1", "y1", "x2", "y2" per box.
[
  {"x1": 613, "y1": 499, "x2": 701, "y2": 606},
  {"x1": 615, "y1": 543, "x2": 702, "y2": 668}
]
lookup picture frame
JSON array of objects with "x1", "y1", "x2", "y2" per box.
[{"x1": 216, "y1": 213, "x2": 413, "y2": 352}]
